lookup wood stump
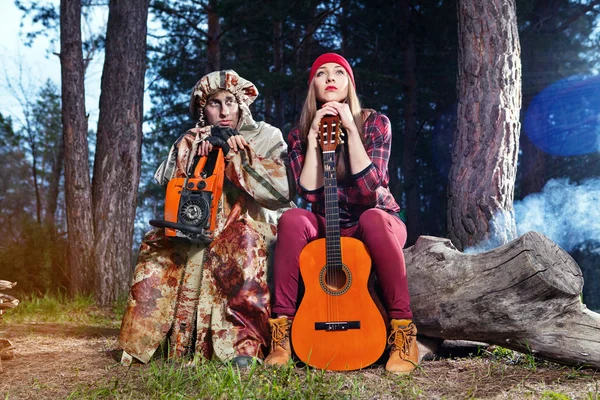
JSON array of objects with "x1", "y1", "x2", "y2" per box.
[
  {"x1": 0, "y1": 280, "x2": 18, "y2": 373},
  {"x1": 405, "y1": 231, "x2": 600, "y2": 369}
]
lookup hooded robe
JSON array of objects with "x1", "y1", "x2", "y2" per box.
[{"x1": 118, "y1": 70, "x2": 294, "y2": 363}]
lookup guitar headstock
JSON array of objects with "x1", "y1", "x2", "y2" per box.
[{"x1": 318, "y1": 115, "x2": 344, "y2": 152}]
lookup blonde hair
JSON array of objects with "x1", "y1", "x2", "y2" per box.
[{"x1": 298, "y1": 80, "x2": 367, "y2": 179}]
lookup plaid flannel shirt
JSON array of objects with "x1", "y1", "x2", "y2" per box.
[{"x1": 288, "y1": 112, "x2": 401, "y2": 227}]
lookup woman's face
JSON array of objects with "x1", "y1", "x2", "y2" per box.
[
  {"x1": 203, "y1": 90, "x2": 240, "y2": 128},
  {"x1": 313, "y1": 62, "x2": 350, "y2": 104}
]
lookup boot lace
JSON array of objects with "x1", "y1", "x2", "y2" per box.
[
  {"x1": 271, "y1": 320, "x2": 289, "y2": 349},
  {"x1": 388, "y1": 324, "x2": 414, "y2": 357}
]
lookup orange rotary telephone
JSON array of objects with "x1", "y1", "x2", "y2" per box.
[{"x1": 150, "y1": 148, "x2": 225, "y2": 243}]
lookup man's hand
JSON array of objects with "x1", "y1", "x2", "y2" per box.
[
  {"x1": 198, "y1": 126, "x2": 247, "y2": 156},
  {"x1": 210, "y1": 126, "x2": 247, "y2": 154},
  {"x1": 210, "y1": 126, "x2": 239, "y2": 140},
  {"x1": 199, "y1": 136, "x2": 230, "y2": 156}
]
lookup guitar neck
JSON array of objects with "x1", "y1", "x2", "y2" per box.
[{"x1": 323, "y1": 151, "x2": 342, "y2": 267}]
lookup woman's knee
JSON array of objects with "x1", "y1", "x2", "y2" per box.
[
  {"x1": 359, "y1": 209, "x2": 406, "y2": 239},
  {"x1": 358, "y1": 208, "x2": 389, "y2": 229},
  {"x1": 278, "y1": 208, "x2": 315, "y2": 232}
]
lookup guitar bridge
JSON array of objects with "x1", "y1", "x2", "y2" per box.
[{"x1": 315, "y1": 321, "x2": 361, "y2": 331}]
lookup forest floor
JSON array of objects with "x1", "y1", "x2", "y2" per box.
[{"x1": 1, "y1": 309, "x2": 599, "y2": 399}]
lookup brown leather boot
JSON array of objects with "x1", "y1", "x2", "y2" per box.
[
  {"x1": 385, "y1": 319, "x2": 419, "y2": 374},
  {"x1": 264, "y1": 316, "x2": 292, "y2": 366}
]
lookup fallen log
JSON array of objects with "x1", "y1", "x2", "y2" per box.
[
  {"x1": 0, "y1": 294, "x2": 19, "y2": 311},
  {"x1": 405, "y1": 231, "x2": 600, "y2": 369},
  {"x1": 0, "y1": 281, "x2": 16, "y2": 291},
  {"x1": 0, "y1": 338, "x2": 14, "y2": 360},
  {"x1": 0, "y1": 280, "x2": 17, "y2": 373}
]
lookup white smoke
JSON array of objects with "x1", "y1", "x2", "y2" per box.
[
  {"x1": 463, "y1": 210, "x2": 515, "y2": 254},
  {"x1": 515, "y1": 178, "x2": 600, "y2": 253},
  {"x1": 464, "y1": 178, "x2": 600, "y2": 254}
]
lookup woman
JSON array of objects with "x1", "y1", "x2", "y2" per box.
[
  {"x1": 264, "y1": 54, "x2": 419, "y2": 374},
  {"x1": 118, "y1": 70, "x2": 293, "y2": 367}
]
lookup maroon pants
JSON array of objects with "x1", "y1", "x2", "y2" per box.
[{"x1": 272, "y1": 207, "x2": 413, "y2": 320}]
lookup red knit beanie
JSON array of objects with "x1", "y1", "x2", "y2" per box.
[{"x1": 308, "y1": 53, "x2": 355, "y2": 87}]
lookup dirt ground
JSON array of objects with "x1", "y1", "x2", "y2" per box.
[
  {"x1": 0, "y1": 323, "x2": 124, "y2": 399},
  {"x1": 1, "y1": 322, "x2": 599, "y2": 399}
]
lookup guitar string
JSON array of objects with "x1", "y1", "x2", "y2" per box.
[{"x1": 324, "y1": 118, "x2": 341, "y2": 323}]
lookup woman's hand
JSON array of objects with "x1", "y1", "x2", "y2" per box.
[
  {"x1": 322, "y1": 101, "x2": 359, "y2": 137},
  {"x1": 309, "y1": 104, "x2": 339, "y2": 146}
]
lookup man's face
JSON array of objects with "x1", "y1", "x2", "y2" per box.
[{"x1": 204, "y1": 90, "x2": 240, "y2": 128}]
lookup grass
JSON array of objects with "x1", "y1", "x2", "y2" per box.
[
  {"x1": 67, "y1": 359, "x2": 411, "y2": 400},
  {"x1": 1, "y1": 291, "x2": 126, "y2": 328}
]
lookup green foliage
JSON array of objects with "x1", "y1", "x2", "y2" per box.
[
  {"x1": 0, "y1": 84, "x2": 69, "y2": 296},
  {"x1": 0, "y1": 217, "x2": 69, "y2": 295},
  {"x1": 489, "y1": 345, "x2": 516, "y2": 360},
  {"x1": 0, "y1": 113, "x2": 33, "y2": 236},
  {"x1": 482, "y1": 344, "x2": 555, "y2": 373}
]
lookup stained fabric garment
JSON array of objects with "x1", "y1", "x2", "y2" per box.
[{"x1": 118, "y1": 118, "x2": 294, "y2": 364}]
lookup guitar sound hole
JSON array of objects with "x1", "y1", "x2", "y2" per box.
[
  {"x1": 319, "y1": 265, "x2": 352, "y2": 295},
  {"x1": 324, "y1": 268, "x2": 347, "y2": 291}
]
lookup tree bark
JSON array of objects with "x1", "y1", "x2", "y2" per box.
[
  {"x1": 92, "y1": 0, "x2": 149, "y2": 305},
  {"x1": 206, "y1": 0, "x2": 220, "y2": 74},
  {"x1": 60, "y1": 0, "x2": 95, "y2": 295},
  {"x1": 46, "y1": 134, "x2": 64, "y2": 228},
  {"x1": 273, "y1": 20, "x2": 284, "y2": 131},
  {"x1": 27, "y1": 129, "x2": 42, "y2": 224},
  {"x1": 406, "y1": 232, "x2": 600, "y2": 369},
  {"x1": 399, "y1": 0, "x2": 421, "y2": 245},
  {"x1": 448, "y1": 0, "x2": 522, "y2": 250}
]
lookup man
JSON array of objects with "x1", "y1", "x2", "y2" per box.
[{"x1": 118, "y1": 70, "x2": 293, "y2": 367}]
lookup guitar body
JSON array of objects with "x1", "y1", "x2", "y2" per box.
[{"x1": 291, "y1": 236, "x2": 387, "y2": 371}]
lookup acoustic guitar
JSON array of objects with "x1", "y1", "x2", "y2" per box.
[{"x1": 291, "y1": 115, "x2": 387, "y2": 371}]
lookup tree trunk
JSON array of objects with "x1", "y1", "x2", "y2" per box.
[
  {"x1": 92, "y1": 0, "x2": 148, "y2": 305},
  {"x1": 60, "y1": 0, "x2": 95, "y2": 295},
  {"x1": 273, "y1": 20, "x2": 284, "y2": 131},
  {"x1": 45, "y1": 135, "x2": 64, "y2": 228},
  {"x1": 406, "y1": 232, "x2": 600, "y2": 369},
  {"x1": 27, "y1": 129, "x2": 42, "y2": 224},
  {"x1": 339, "y1": 1, "x2": 349, "y2": 56},
  {"x1": 399, "y1": 0, "x2": 421, "y2": 245},
  {"x1": 206, "y1": 0, "x2": 220, "y2": 74},
  {"x1": 448, "y1": 0, "x2": 522, "y2": 250}
]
